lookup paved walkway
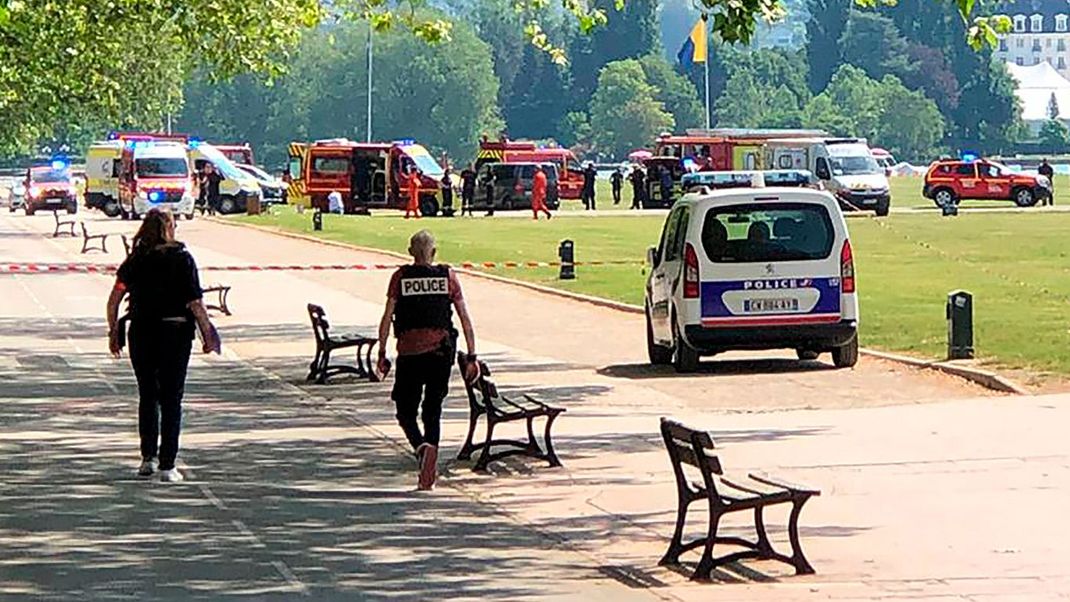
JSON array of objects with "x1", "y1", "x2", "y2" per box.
[{"x1": 1, "y1": 210, "x2": 1068, "y2": 600}]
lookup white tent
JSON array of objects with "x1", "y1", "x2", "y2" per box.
[{"x1": 1006, "y1": 62, "x2": 1070, "y2": 127}]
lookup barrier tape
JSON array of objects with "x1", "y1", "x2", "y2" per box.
[{"x1": 1, "y1": 259, "x2": 645, "y2": 275}]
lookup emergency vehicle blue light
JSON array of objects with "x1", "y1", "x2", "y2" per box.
[
  {"x1": 188, "y1": 138, "x2": 201, "y2": 148},
  {"x1": 124, "y1": 140, "x2": 135, "y2": 148},
  {"x1": 961, "y1": 151, "x2": 978, "y2": 162},
  {"x1": 107, "y1": 131, "x2": 118, "y2": 140},
  {"x1": 394, "y1": 138, "x2": 415, "y2": 146},
  {"x1": 133, "y1": 141, "x2": 148, "y2": 149},
  {"x1": 149, "y1": 191, "x2": 162, "y2": 202},
  {"x1": 50, "y1": 159, "x2": 67, "y2": 170}
]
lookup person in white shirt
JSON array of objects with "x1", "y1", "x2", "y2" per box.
[{"x1": 327, "y1": 190, "x2": 343, "y2": 214}]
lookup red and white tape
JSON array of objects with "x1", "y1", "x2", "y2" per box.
[{"x1": 1, "y1": 259, "x2": 643, "y2": 275}]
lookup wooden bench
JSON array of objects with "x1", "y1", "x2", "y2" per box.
[
  {"x1": 457, "y1": 353, "x2": 565, "y2": 472},
  {"x1": 52, "y1": 211, "x2": 76, "y2": 238},
  {"x1": 80, "y1": 223, "x2": 109, "y2": 254},
  {"x1": 203, "y1": 285, "x2": 232, "y2": 316},
  {"x1": 306, "y1": 303, "x2": 377, "y2": 384},
  {"x1": 659, "y1": 418, "x2": 820, "y2": 580}
]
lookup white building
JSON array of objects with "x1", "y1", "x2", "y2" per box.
[{"x1": 994, "y1": 0, "x2": 1070, "y2": 74}]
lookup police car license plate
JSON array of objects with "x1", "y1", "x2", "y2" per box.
[
  {"x1": 46, "y1": 198, "x2": 62, "y2": 204},
  {"x1": 744, "y1": 298, "x2": 799, "y2": 313}
]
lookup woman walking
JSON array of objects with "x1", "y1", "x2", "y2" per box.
[{"x1": 106, "y1": 209, "x2": 220, "y2": 482}]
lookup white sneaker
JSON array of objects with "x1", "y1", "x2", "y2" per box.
[
  {"x1": 159, "y1": 468, "x2": 184, "y2": 483},
  {"x1": 137, "y1": 458, "x2": 157, "y2": 477}
]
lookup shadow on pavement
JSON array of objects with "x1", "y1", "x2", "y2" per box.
[{"x1": 598, "y1": 358, "x2": 837, "y2": 380}]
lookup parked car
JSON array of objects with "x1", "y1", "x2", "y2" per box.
[
  {"x1": 645, "y1": 181, "x2": 858, "y2": 372},
  {"x1": 236, "y1": 163, "x2": 287, "y2": 205},
  {"x1": 923, "y1": 159, "x2": 1050, "y2": 208},
  {"x1": 471, "y1": 162, "x2": 560, "y2": 211}
]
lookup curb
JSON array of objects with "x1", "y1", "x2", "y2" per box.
[{"x1": 211, "y1": 216, "x2": 1029, "y2": 396}]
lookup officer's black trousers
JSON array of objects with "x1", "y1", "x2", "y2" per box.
[
  {"x1": 129, "y1": 322, "x2": 192, "y2": 470},
  {"x1": 391, "y1": 351, "x2": 453, "y2": 451}
]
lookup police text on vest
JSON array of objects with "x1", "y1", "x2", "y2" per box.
[{"x1": 401, "y1": 277, "x2": 449, "y2": 296}]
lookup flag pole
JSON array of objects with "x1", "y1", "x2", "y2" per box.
[
  {"x1": 366, "y1": 27, "x2": 373, "y2": 143},
  {"x1": 703, "y1": 14, "x2": 710, "y2": 130}
]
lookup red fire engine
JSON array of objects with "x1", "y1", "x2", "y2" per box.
[
  {"x1": 476, "y1": 138, "x2": 584, "y2": 199},
  {"x1": 214, "y1": 143, "x2": 255, "y2": 166},
  {"x1": 286, "y1": 138, "x2": 445, "y2": 215}
]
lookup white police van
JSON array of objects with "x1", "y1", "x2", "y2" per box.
[{"x1": 644, "y1": 172, "x2": 859, "y2": 372}]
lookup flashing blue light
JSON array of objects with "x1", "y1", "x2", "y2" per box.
[
  {"x1": 148, "y1": 191, "x2": 162, "y2": 202},
  {"x1": 961, "y1": 151, "x2": 979, "y2": 162},
  {"x1": 188, "y1": 137, "x2": 201, "y2": 148},
  {"x1": 133, "y1": 141, "x2": 148, "y2": 149},
  {"x1": 107, "y1": 132, "x2": 118, "y2": 140},
  {"x1": 50, "y1": 159, "x2": 67, "y2": 170},
  {"x1": 394, "y1": 138, "x2": 415, "y2": 146}
]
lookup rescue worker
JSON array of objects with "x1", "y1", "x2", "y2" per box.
[
  {"x1": 460, "y1": 166, "x2": 476, "y2": 216},
  {"x1": 629, "y1": 165, "x2": 646, "y2": 210},
  {"x1": 483, "y1": 170, "x2": 496, "y2": 217},
  {"x1": 376, "y1": 230, "x2": 479, "y2": 490},
  {"x1": 405, "y1": 169, "x2": 422, "y2": 219},
  {"x1": 106, "y1": 209, "x2": 220, "y2": 483},
  {"x1": 582, "y1": 163, "x2": 597, "y2": 210},
  {"x1": 660, "y1": 166, "x2": 674, "y2": 206},
  {"x1": 203, "y1": 162, "x2": 222, "y2": 215},
  {"x1": 610, "y1": 168, "x2": 623, "y2": 205},
  {"x1": 440, "y1": 168, "x2": 454, "y2": 216},
  {"x1": 1039, "y1": 158, "x2": 1055, "y2": 206},
  {"x1": 531, "y1": 164, "x2": 552, "y2": 220}
]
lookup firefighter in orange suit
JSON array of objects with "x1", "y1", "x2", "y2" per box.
[
  {"x1": 405, "y1": 170, "x2": 422, "y2": 219},
  {"x1": 531, "y1": 165, "x2": 552, "y2": 220}
]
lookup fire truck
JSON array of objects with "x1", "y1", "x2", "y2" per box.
[
  {"x1": 117, "y1": 139, "x2": 197, "y2": 220},
  {"x1": 214, "y1": 143, "x2": 255, "y2": 166},
  {"x1": 475, "y1": 138, "x2": 584, "y2": 199},
  {"x1": 286, "y1": 138, "x2": 445, "y2": 215},
  {"x1": 652, "y1": 129, "x2": 828, "y2": 171}
]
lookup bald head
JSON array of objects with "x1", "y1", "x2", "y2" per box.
[{"x1": 409, "y1": 230, "x2": 436, "y2": 264}]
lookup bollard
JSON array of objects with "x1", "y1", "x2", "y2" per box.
[
  {"x1": 946, "y1": 290, "x2": 974, "y2": 360},
  {"x1": 941, "y1": 201, "x2": 958, "y2": 217},
  {"x1": 312, "y1": 208, "x2": 323, "y2": 231},
  {"x1": 558, "y1": 239, "x2": 575, "y2": 280}
]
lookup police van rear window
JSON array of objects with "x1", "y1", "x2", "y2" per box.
[{"x1": 700, "y1": 202, "x2": 834, "y2": 263}]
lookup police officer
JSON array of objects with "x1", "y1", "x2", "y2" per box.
[
  {"x1": 610, "y1": 168, "x2": 623, "y2": 205},
  {"x1": 629, "y1": 165, "x2": 646, "y2": 210},
  {"x1": 377, "y1": 230, "x2": 478, "y2": 490},
  {"x1": 106, "y1": 209, "x2": 220, "y2": 483},
  {"x1": 582, "y1": 163, "x2": 597, "y2": 210}
]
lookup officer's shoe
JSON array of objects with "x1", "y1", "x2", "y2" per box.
[
  {"x1": 159, "y1": 468, "x2": 184, "y2": 483},
  {"x1": 137, "y1": 458, "x2": 157, "y2": 477},
  {"x1": 417, "y1": 444, "x2": 438, "y2": 491}
]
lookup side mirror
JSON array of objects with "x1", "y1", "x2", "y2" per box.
[{"x1": 647, "y1": 246, "x2": 659, "y2": 267}]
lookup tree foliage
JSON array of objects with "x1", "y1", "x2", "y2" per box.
[
  {"x1": 638, "y1": 55, "x2": 705, "y2": 130},
  {"x1": 1039, "y1": 120, "x2": 1069, "y2": 149},
  {"x1": 589, "y1": 60, "x2": 674, "y2": 158}
]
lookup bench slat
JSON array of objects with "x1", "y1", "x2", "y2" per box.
[{"x1": 748, "y1": 472, "x2": 821, "y2": 496}]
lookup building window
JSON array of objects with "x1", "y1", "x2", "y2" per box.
[
  {"x1": 1000, "y1": 38, "x2": 1008, "y2": 51},
  {"x1": 1058, "y1": 14, "x2": 1068, "y2": 32},
  {"x1": 1060, "y1": 57, "x2": 1067, "y2": 69},
  {"x1": 1060, "y1": 39, "x2": 1066, "y2": 51},
  {"x1": 1018, "y1": 37, "x2": 1025, "y2": 48},
  {"x1": 1033, "y1": 39, "x2": 1043, "y2": 51},
  {"x1": 1047, "y1": 38, "x2": 1053, "y2": 47},
  {"x1": 1015, "y1": 15, "x2": 1027, "y2": 32},
  {"x1": 1032, "y1": 14, "x2": 1044, "y2": 32},
  {"x1": 1017, "y1": 57, "x2": 1025, "y2": 65},
  {"x1": 1035, "y1": 56, "x2": 1042, "y2": 64}
]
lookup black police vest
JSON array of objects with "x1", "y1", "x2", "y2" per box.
[{"x1": 393, "y1": 264, "x2": 453, "y2": 333}]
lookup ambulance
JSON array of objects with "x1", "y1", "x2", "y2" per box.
[
  {"x1": 117, "y1": 140, "x2": 197, "y2": 220},
  {"x1": 287, "y1": 139, "x2": 445, "y2": 215},
  {"x1": 84, "y1": 141, "x2": 123, "y2": 217}
]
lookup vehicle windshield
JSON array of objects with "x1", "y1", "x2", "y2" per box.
[
  {"x1": 407, "y1": 152, "x2": 444, "y2": 178},
  {"x1": 196, "y1": 144, "x2": 248, "y2": 180},
  {"x1": 701, "y1": 203, "x2": 834, "y2": 263},
  {"x1": 135, "y1": 158, "x2": 188, "y2": 178},
  {"x1": 829, "y1": 155, "x2": 881, "y2": 176},
  {"x1": 30, "y1": 169, "x2": 71, "y2": 183},
  {"x1": 238, "y1": 164, "x2": 273, "y2": 181}
]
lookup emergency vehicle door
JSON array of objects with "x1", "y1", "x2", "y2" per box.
[
  {"x1": 308, "y1": 148, "x2": 351, "y2": 198},
  {"x1": 976, "y1": 162, "x2": 1009, "y2": 198},
  {"x1": 650, "y1": 205, "x2": 690, "y2": 342},
  {"x1": 955, "y1": 163, "x2": 981, "y2": 195}
]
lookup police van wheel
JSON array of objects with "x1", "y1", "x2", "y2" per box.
[
  {"x1": 875, "y1": 199, "x2": 890, "y2": 217},
  {"x1": 832, "y1": 335, "x2": 859, "y2": 369},
  {"x1": 420, "y1": 197, "x2": 439, "y2": 217},
  {"x1": 219, "y1": 197, "x2": 237, "y2": 214},
  {"x1": 671, "y1": 318, "x2": 699, "y2": 373},
  {"x1": 646, "y1": 307, "x2": 672, "y2": 365},
  {"x1": 103, "y1": 202, "x2": 121, "y2": 218},
  {"x1": 797, "y1": 349, "x2": 820, "y2": 361}
]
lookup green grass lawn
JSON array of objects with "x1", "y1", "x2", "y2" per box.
[{"x1": 237, "y1": 207, "x2": 1070, "y2": 376}]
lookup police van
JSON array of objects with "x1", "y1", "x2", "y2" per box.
[{"x1": 644, "y1": 171, "x2": 859, "y2": 372}]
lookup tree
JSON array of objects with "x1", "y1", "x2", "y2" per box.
[
  {"x1": 568, "y1": 0, "x2": 660, "y2": 106},
  {"x1": 951, "y1": 57, "x2": 1024, "y2": 153},
  {"x1": 820, "y1": 65, "x2": 884, "y2": 140},
  {"x1": 639, "y1": 55, "x2": 705, "y2": 130},
  {"x1": 713, "y1": 68, "x2": 803, "y2": 128},
  {"x1": 901, "y1": 43, "x2": 961, "y2": 112},
  {"x1": 874, "y1": 76, "x2": 946, "y2": 161},
  {"x1": 806, "y1": 0, "x2": 851, "y2": 92},
  {"x1": 802, "y1": 94, "x2": 855, "y2": 135},
  {"x1": 589, "y1": 60, "x2": 674, "y2": 158},
  {"x1": 838, "y1": 11, "x2": 913, "y2": 81},
  {"x1": 557, "y1": 111, "x2": 592, "y2": 147},
  {"x1": 0, "y1": 0, "x2": 322, "y2": 156},
  {"x1": 1039, "y1": 120, "x2": 1070, "y2": 148},
  {"x1": 179, "y1": 20, "x2": 503, "y2": 166},
  {"x1": 1048, "y1": 93, "x2": 1061, "y2": 120}
]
